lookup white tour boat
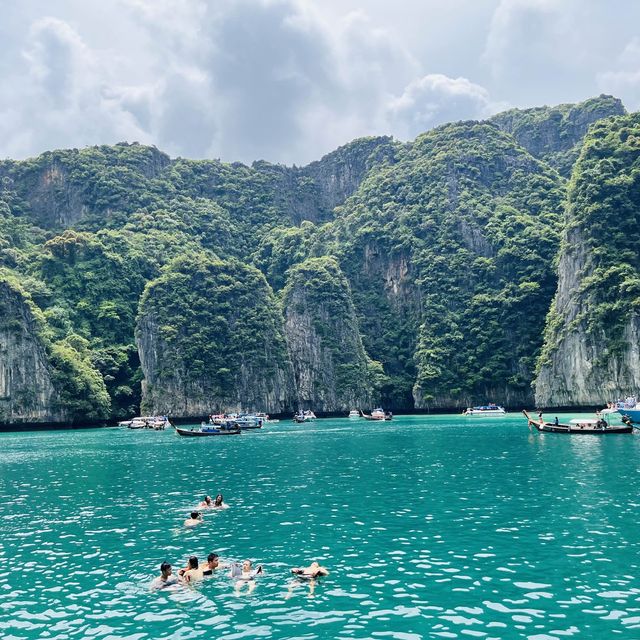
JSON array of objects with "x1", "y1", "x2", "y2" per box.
[{"x1": 462, "y1": 404, "x2": 506, "y2": 417}]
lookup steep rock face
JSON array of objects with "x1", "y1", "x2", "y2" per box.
[
  {"x1": 283, "y1": 257, "x2": 375, "y2": 412},
  {"x1": 490, "y1": 95, "x2": 625, "y2": 176},
  {"x1": 329, "y1": 122, "x2": 564, "y2": 410},
  {"x1": 288, "y1": 136, "x2": 396, "y2": 224},
  {"x1": 0, "y1": 281, "x2": 66, "y2": 424},
  {"x1": 535, "y1": 114, "x2": 640, "y2": 406},
  {"x1": 136, "y1": 255, "x2": 295, "y2": 416},
  {"x1": 0, "y1": 143, "x2": 170, "y2": 230}
]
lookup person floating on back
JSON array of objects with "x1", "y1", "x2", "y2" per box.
[
  {"x1": 231, "y1": 560, "x2": 263, "y2": 594},
  {"x1": 287, "y1": 561, "x2": 329, "y2": 598}
]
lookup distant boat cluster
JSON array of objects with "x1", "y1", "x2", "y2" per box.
[
  {"x1": 118, "y1": 416, "x2": 171, "y2": 430},
  {"x1": 177, "y1": 413, "x2": 277, "y2": 437},
  {"x1": 117, "y1": 408, "x2": 399, "y2": 432}
]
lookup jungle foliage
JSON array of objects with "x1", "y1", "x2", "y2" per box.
[
  {"x1": 0, "y1": 95, "x2": 631, "y2": 419},
  {"x1": 137, "y1": 254, "x2": 289, "y2": 403},
  {"x1": 538, "y1": 113, "x2": 640, "y2": 364}
]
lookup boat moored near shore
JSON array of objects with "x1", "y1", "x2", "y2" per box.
[
  {"x1": 361, "y1": 408, "x2": 392, "y2": 421},
  {"x1": 602, "y1": 397, "x2": 640, "y2": 423},
  {"x1": 522, "y1": 410, "x2": 633, "y2": 434},
  {"x1": 176, "y1": 424, "x2": 241, "y2": 437},
  {"x1": 293, "y1": 410, "x2": 317, "y2": 423},
  {"x1": 462, "y1": 404, "x2": 506, "y2": 416},
  {"x1": 120, "y1": 416, "x2": 171, "y2": 430}
]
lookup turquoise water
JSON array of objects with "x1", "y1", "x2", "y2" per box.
[{"x1": 1, "y1": 413, "x2": 640, "y2": 639}]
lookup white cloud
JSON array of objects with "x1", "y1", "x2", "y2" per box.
[
  {"x1": 0, "y1": 16, "x2": 152, "y2": 159},
  {"x1": 386, "y1": 74, "x2": 506, "y2": 140},
  {"x1": 9, "y1": 0, "x2": 611, "y2": 164},
  {"x1": 484, "y1": 0, "x2": 584, "y2": 87},
  {"x1": 482, "y1": 0, "x2": 640, "y2": 107},
  {"x1": 597, "y1": 37, "x2": 640, "y2": 111}
]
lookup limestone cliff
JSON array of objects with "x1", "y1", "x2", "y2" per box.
[
  {"x1": 0, "y1": 280, "x2": 66, "y2": 424},
  {"x1": 330, "y1": 122, "x2": 564, "y2": 410},
  {"x1": 0, "y1": 143, "x2": 170, "y2": 230},
  {"x1": 283, "y1": 257, "x2": 376, "y2": 412},
  {"x1": 535, "y1": 113, "x2": 640, "y2": 406},
  {"x1": 286, "y1": 136, "x2": 396, "y2": 224},
  {"x1": 136, "y1": 254, "x2": 295, "y2": 416},
  {"x1": 490, "y1": 95, "x2": 625, "y2": 176}
]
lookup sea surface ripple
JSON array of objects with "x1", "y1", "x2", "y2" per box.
[{"x1": 1, "y1": 413, "x2": 640, "y2": 639}]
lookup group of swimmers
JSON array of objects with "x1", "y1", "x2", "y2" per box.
[
  {"x1": 152, "y1": 493, "x2": 329, "y2": 597},
  {"x1": 183, "y1": 494, "x2": 228, "y2": 527}
]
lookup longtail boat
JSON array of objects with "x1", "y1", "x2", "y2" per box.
[
  {"x1": 175, "y1": 425, "x2": 241, "y2": 437},
  {"x1": 522, "y1": 410, "x2": 633, "y2": 434}
]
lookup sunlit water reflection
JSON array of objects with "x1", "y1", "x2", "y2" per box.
[{"x1": 1, "y1": 414, "x2": 640, "y2": 638}]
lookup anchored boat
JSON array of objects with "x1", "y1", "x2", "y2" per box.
[
  {"x1": 121, "y1": 416, "x2": 171, "y2": 430},
  {"x1": 462, "y1": 404, "x2": 506, "y2": 416},
  {"x1": 361, "y1": 408, "x2": 392, "y2": 421},
  {"x1": 522, "y1": 410, "x2": 633, "y2": 434},
  {"x1": 602, "y1": 397, "x2": 640, "y2": 423},
  {"x1": 293, "y1": 410, "x2": 317, "y2": 423},
  {"x1": 176, "y1": 425, "x2": 241, "y2": 437}
]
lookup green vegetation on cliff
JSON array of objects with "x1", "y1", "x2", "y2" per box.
[
  {"x1": 137, "y1": 253, "x2": 291, "y2": 413},
  {"x1": 0, "y1": 273, "x2": 110, "y2": 422},
  {"x1": 0, "y1": 96, "x2": 634, "y2": 422},
  {"x1": 282, "y1": 256, "x2": 385, "y2": 408},
  {"x1": 538, "y1": 112, "x2": 640, "y2": 366},
  {"x1": 490, "y1": 95, "x2": 625, "y2": 177},
  {"x1": 329, "y1": 122, "x2": 564, "y2": 407}
]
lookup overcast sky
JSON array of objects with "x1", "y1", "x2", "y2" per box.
[{"x1": 1, "y1": 0, "x2": 639, "y2": 165}]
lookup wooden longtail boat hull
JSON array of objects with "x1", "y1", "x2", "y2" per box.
[
  {"x1": 522, "y1": 411, "x2": 633, "y2": 434},
  {"x1": 535, "y1": 422, "x2": 632, "y2": 434},
  {"x1": 175, "y1": 427, "x2": 241, "y2": 437}
]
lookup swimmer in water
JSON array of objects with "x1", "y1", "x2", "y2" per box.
[
  {"x1": 213, "y1": 494, "x2": 228, "y2": 509},
  {"x1": 202, "y1": 552, "x2": 226, "y2": 576},
  {"x1": 233, "y1": 559, "x2": 263, "y2": 594},
  {"x1": 198, "y1": 495, "x2": 213, "y2": 508},
  {"x1": 179, "y1": 556, "x2": 203, "y2": 583},
  {"x1": 286, "y1": 562, "x2": 329, "y2": 599},
  {"x1": 150, "y1": 562, "x2": 179, "y2": 590},
  {"x1": 184, "y1": 511, "x2": 202, "y2": 527}
]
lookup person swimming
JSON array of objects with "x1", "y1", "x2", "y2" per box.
[
  {"x1": 150, "y1": 562, "x2": 179, "y2": 590},
  {"x1": 202, "y1": 552, "x2": 225, "y2": 576},
  {"x1": 287, "y1": 561, "x2": 329, "y2": 598},
  {"x1": 198, "y1": 496, "x2": 213, "y2": 508},
  {"x1": 179, "y1": 556, "x2": 203, "y2": 583},
  {"x1": 184, "y1": 511, "x2": 202, "y2": 527},
  {"x1": 213, "y1": 494, "x2": 228, "y2": 509},
  {"x1": 232, "y1": 560, "x2": 263, "y2": 594},
  {"x1": 290, "y1": 561, "x2": 329, "y2": 578}
]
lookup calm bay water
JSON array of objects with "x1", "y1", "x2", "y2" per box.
[{"x1": 1, "y1": 413, "x2": 640, "y2": 639}]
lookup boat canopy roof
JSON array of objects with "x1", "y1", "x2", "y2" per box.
[{"x1": 570, "y1": 418, "x2": 599, "y2": 425}]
